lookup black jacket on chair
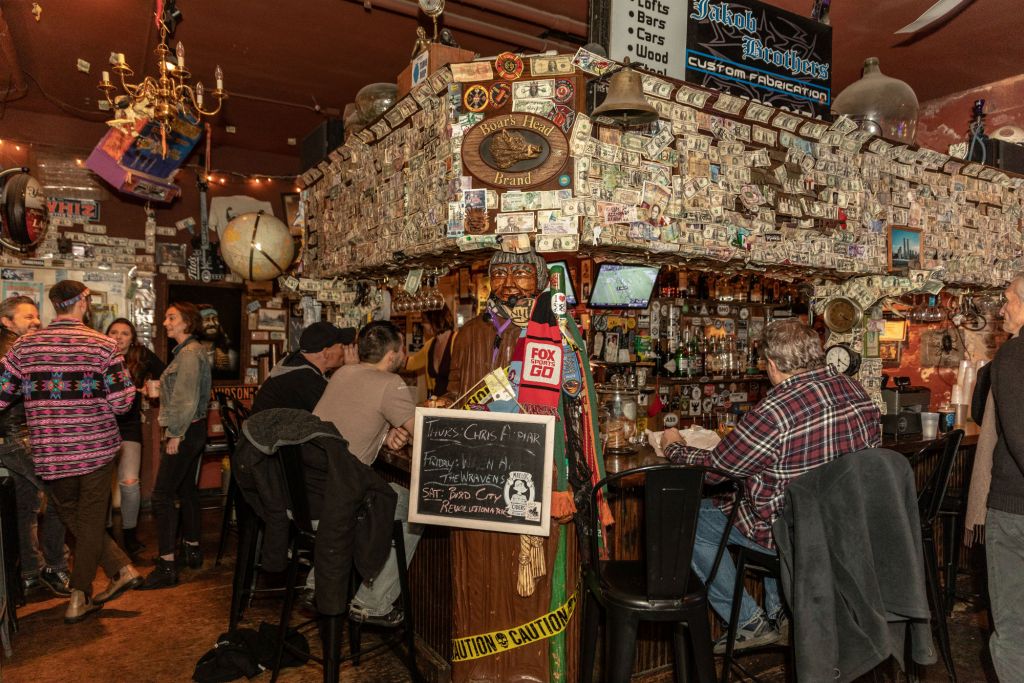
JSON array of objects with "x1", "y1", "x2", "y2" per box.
[
  {"x1": 234, "y1": 408, "x2": 397, "y2": 614},
  {"x1": 773, "y1": 448, "x2": 936, "y2": 683}
]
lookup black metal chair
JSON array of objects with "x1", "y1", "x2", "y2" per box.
[
  {"x1": 909, "y1": 429, "x2": 964, "y2": 683},
  {"x1": 580, "y1": 464, "x2": 742, "y2": 683},
  {"x1": 268, "y1": 445, "x2": 422, "y2": 683}
]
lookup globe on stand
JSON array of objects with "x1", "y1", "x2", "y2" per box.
[{"x1": 219, "y1": 211, "x2": 294, "y2": 281}]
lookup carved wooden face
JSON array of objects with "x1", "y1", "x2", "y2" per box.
[{"x1": 490, "y1": 263, "x2": 539, "y2": 305}]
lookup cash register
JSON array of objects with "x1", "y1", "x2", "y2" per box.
[{"x1": 881, "y1": 376, "x2": 931, "y2": 436}]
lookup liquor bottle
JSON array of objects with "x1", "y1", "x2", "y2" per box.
[
  {"x1": 687, "y1": 274, "x2": 698, "y2": 298},
  {"x1": 750, "y1": 277, "x2": 763, "y2": 304},
  {"x1": 690, "y1": 329, "x2": 704, "y2": 378}
]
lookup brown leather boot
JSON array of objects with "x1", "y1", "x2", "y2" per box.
[
  {"x1": 64, "y1": 589, "x2": 102, "y2": 624},
  {"x1": 94, "y1": 565, "x2": 144, "y2": 604}
]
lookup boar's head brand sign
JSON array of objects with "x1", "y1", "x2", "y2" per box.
[{"x1": 462, "y1": 113, "x2": 569, "y2": 189}]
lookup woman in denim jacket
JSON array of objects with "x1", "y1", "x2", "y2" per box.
[{"x1": 140, "y1": 301, "x2": 212, "y2": 590}]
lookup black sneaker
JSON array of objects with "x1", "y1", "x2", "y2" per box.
[
  {"x1": 138, "y1": 559, "x2": 178, "y2": 590},
  {"x1": 714, "y1": 612, "x2": 780, "y2": 654},
  {"x1": 184, "y1": 544, "x2": 203, "y2": 569},
  {"x1": 349, "y1": 605, "x2": 404, "y2": 628},
  {"x1": 39, "y1": 567, "x2": 72, "y2": 597}
]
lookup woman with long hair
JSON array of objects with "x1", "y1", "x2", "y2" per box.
[
  {"x1": 139, "y1": 302, "x2": 212, "y2": 589},
  {"x1": 105, "y1": 319, "x2": 165, "y2": 555},
  {"x1": 405, "y1": 304, "x2": 456, "y2": 403}
]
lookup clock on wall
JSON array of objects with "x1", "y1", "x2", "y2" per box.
[
  {"x1": 825, "y1": 343, "x2": 862, "y2": 376},
  {"x1": 822, "y1": 296, "x2": 863, "y2": 333}
]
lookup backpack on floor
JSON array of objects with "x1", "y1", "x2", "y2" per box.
[{"x1": 192, "y1": 623, "x2": 309, "y2": 682}]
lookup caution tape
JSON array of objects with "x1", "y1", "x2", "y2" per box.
[{"x1": 451, "y1": 590, "x2": 578, "y2": 662}]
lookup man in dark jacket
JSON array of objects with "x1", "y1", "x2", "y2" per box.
[
  {"x1": 985, "y1": 274, "x2": 1024, "y2": 679},
  {"x1": 250, "y1": 322, "x2": 356, "y2": 414},
  {"x1": 0, "y1": 296, "x2": 70, "y2": 597}
]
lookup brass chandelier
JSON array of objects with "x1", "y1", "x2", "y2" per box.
[{"x1": 98, "y1": 13, "x2": 226, "y2": 141}]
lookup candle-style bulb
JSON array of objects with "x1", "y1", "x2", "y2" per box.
[
  {"x1": 215, "y1": 65, "x2": 223, "y2": 91},
  {"x1": 176, "y1": 41, "x2": 185, "y2": 69},
  {"x1": 102, "y1": 70, "x2": 110, "y2": 84},
  {"x1": 196, "y1": 81, "x2": 204, "y2": 107}
]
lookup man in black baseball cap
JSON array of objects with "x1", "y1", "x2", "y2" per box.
[{"x1": 250, "y1": 322, "x2": 357, "y2": 414}]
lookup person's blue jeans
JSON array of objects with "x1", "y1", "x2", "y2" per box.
[{"x1": 691, "y1": 499, "x2": 780, "y2": 628}]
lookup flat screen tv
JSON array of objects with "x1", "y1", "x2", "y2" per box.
[
  {"x1": 546, "y1": 260, "x2": 577, "y2": 306},
  {"x1": 589, "y1": 263, "x2": 660, "y2": 309}
]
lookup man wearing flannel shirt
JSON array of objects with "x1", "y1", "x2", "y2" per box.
[
  {"x1": 0, "y1": 280, "x2": 142, "y2": 623},
  {"x1": 662, "y1": 319, "x2": 881, "y2": 651}
]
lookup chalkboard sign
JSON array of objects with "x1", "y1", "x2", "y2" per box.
[{"x1": 409, "y1": 407, "x2": 556, "y2": 536}]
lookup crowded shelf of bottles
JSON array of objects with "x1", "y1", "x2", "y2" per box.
[{"x1": 584, "y1": 271, "x2": 809, "y2": 433}]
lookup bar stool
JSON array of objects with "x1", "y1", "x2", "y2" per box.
[
  {"x1": 910, "y1": 429, "x2": 964, "y2": 683},
  {"x1": 268, "y1": 445, "x2": 422, "y2": 683},
  {"x1": 580, "y1": 464, "x2": 743, "y2": 683},
  {"x1": 215, "y1": 394, "x2": 246, "y2": 566},
  {"x1": 720, "y1": 546, "x2": 792, "y2": 683},
  {"x1": 0, "y1": 467, "x2": 19, "y2": 658}
]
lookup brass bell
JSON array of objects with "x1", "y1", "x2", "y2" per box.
[{"x1": 591, "y1": 58, "x2": 659, "y2": 127}]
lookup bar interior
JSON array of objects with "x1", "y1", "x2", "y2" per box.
[{"x1": 0, "y1": 0, "x2": 1021, "y2": 681}]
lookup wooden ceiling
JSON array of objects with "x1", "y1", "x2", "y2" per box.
[{"x1": 1, "y1": 0, "x2": 1021, "y2": 167}]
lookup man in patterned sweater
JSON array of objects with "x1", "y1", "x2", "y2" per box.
[{"x1": 0, "y1": 280, "x2": 143, "y2": 623}]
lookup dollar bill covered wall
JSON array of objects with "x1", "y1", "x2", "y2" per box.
[{"x1": 297, "y1": 49, "x2": 1024, "y2": 289}]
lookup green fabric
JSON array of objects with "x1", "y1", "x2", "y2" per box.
[{"x1": 548, "y1": 314, "x2": 605, "y2": 681}]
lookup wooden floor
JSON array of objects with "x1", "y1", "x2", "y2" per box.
[{"x1": 1, "y1": 503, "x2": 1000, "y2": 683}]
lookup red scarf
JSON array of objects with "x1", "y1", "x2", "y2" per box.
[{"x1": 514, "y1": 292, "x2": 563, "y2": 415}]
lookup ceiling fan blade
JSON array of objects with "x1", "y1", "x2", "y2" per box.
[{"x1": 896, "y1": 0, "x2": 974, "y2": 34}]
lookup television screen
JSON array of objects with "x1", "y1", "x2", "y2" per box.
[
  {"x1": 589, "y1": 263, "x2": 660, "y2": 309},
  {"x1": 546, "y1": 260, "x2": 577, "y2": 306}
]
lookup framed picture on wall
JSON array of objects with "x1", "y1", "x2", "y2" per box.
[
  {"x1": 257, "y1": 308, "x2": 287, "y2": 331},
  {"x1": 281, "y1": 193, "x2": 300, "y2": 229},
  {"x1": 1, "y1": 280, "x2": 44, "y2": 306},
  {"x1": 887, "y1": 226, "x2": 922, "y2": 271},
  {"x1": 879, "y1": 341, "x2": 901, "y2": 368}
]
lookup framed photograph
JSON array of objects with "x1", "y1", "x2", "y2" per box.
[
  {"x1": 157, "y1": 242, "x2": 188, "y2": 268},
  {"x1": 250, "y1": 330, "x2": 270, "y2": 341},
  {"x1": 257, "y1": 308, "x2": 287, "y2": 331},
  {"x1": 887, "y1": 226, "x2": 922, "y2": 271},
  {"x1": 250, "y1": 343, "x2": 270, "y2": 365},
  {"x1": 281, "y1": 193, "x2": 300, "y2": 228},
  {"x1": 1, "y1": 280, "x2": 44, "y2": 306},
  {"x1": 879, "y1": 341, "x2": 902, "y2": 368}
]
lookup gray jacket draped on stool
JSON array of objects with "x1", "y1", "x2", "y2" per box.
[
  {"x1": 773, "y1": 448, "x2": 936, "y2": 683},
  {"x1": 234, "y1": 408, "x2": 397, "y2": 615}
]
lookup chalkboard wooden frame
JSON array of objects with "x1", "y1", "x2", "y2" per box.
[{"x1": 409, "y1": 407, "x2": 556, "y2": 536}]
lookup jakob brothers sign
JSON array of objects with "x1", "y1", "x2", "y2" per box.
[{"x1": 462, "y1": 113, "x2": 569, "y2": 189}]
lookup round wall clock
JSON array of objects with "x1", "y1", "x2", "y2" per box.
[
  {"x1": 418, "y1": 0, "x2": 444, "y2": 15},
  {"x1": 825, "y1": 343, "x2": 862, "y2": 376},
  {"x1": 822, "y1": 296, "x2": 863, "y2": 333}
]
